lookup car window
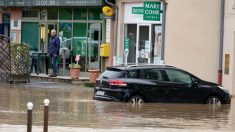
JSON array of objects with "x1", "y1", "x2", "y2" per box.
[
  {"x1": 126, "y1": 70, "x2": 141, "y2": 78},
  {"x1": 142, "y1": 69, "x2": 163, "y2": 81},
  {"x1": 165, "y1": 69, "x2": 192, "y2": 84},
  {"x1": 100, "y1": 69, "x2": 124, "y2": 79}
]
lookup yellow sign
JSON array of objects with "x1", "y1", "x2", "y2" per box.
[
  {"x1": 102, "y1": 6, "x2": 114, "y2": 17},
  {"x1": 100, "y1": 43, "x2": 110, "y2": 57}
]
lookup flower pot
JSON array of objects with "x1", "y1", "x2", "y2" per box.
[
  {"x1": 88, "y1": 69, "x2": 100, "y2": 83},
  {"x1": 70, "y1": 68, "x2": 80, "y2": 79}
]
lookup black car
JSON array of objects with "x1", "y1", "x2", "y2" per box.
[{"x1": 93, "y1": 65, "x2": 231, "y2": 105}]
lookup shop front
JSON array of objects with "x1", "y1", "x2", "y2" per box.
[
  {"x1": 1, "y1": 0, "x2": 104, "y2": 74},
  {"x1": 117, "y1": 1, "x2": 163, "y2": 65}
]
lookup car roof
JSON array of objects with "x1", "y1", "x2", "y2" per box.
[{"x1": 107, "y1": 64, "x2": 175, "y2": 70}]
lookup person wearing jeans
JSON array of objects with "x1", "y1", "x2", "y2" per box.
[{"x1": 48, "y1": 29, "x2": 60, "y2": 77}]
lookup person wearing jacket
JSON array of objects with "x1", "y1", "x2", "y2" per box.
[{"x1": 48, "y1": 29, "x2": 60, "y2": 77}]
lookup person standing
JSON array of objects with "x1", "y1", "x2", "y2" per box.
[{"x1": 48, "y1": 29, "x2": 60, "y2": 77}]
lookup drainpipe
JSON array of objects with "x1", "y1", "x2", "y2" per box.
[
  {"x1": 104, "y1": 0, "x2": 118, "y2": 64},
  {"x1": 161, "y1": 0, "x2": 167, "y2": 62},
  {"x1": 218, "y1": 0, "x2": 225, "y2": 85}
]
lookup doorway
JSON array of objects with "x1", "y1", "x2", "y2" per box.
[
  {"x1": 136, "y1": 24, "x2": 151, "y2": 63},
  {"x1": 39, "y1": 23, "x2": 57, "y2": 53},
  {"x1": 88, "y1": 23, "x2": 101, "y2": 70}
]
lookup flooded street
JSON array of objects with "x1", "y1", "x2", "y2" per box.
[{"x1": 0, "y1": 80, "x2": 234, "y2": 132}]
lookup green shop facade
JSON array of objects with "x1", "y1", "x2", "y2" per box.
[{"x1": 1, "y1": 0, "x2": 105, "y2": 73}]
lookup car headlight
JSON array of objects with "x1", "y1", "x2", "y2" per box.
[{"x1": 218, "y1": 86, "x2": 230, "y2": 93}]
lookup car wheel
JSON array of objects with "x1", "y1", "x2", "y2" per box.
[
  {"x1": 129, "y1": 95, "x2": 145, "y2": 104},
  {"x1": 206, "y1": 96, "x2": 222, "y2": 105}
]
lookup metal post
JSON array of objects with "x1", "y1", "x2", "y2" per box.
[
  {"x1": 43, "y1": 99, "x2": 50, "y2": 132},
  {"x1": 27, "y1": 102, "x2": 33, "y2": 132}
]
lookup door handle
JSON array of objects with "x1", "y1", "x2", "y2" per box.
[{"x1": 171, "y1": 88, "x2": 178, "y2": 93}]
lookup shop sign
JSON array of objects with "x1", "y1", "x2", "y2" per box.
[
  {"x1": 131, "y1": 1, "x2": 161, "y2": 21},
  {"x1": 132, "y1": 7, "x2": 144, "y2": 14},
  {"x1": 124, "y1": 37, "x2": 129, "y2": 50},
  {"x1": 0, "y1": 0, "x2": 102, "y2": 7},
  {"x1": 144, "y1": 2, "x2": 161, "y2": 21},
  {"x1": 124, "y1": 37, "x2": 129, "y2": 58}
]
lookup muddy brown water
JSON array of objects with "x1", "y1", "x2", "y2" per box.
[{"x1": 0, "y1": 81, "x2": 234, "y2": 131}]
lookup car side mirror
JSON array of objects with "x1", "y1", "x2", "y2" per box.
[{"x1": 193, "y1": 79, "x2": 199, "y2": 87}]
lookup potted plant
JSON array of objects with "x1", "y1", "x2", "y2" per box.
[
  {"x1": 88, "y1": 63, "x2": 100, "y2": 83},
  {"x1": 69, "y1": 63, "x2": 81, "y2": 79}
]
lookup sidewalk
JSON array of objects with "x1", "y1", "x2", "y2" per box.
[{"x1": 30, "y1": 73, "x2": 89, "y2": 85}]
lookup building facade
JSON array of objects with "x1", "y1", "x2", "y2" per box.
[
  {"x1": 223, "y1": 0, "x2": 235, "y2": 95},
  {"x1": 0, "y1": 0, "x2": 104, "y2": 72},
  {"x1": 113, "y1": 0, "x2": 235, "y2": 95}
]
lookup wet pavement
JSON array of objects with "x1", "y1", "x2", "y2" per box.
[{"x1": 0, "y1": 80, "x2": 235, "y2": 132}]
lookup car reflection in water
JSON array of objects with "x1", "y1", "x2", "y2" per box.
[{"x1": 93, "y1": 101, "x2": 231, "y2": 130}]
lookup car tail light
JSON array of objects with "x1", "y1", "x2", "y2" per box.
[{"x1": 108, "y1": 80, "x2": 127, "y2": 87}]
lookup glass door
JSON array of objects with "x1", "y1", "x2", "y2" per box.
[
  {"x1": 136, "y1": 24, "x2": 151, "y2": 63},
  {"x1": 39, "y1": 23, "x2": 57, "y2": 53},
  {"x1": 39, "y1": 24, "x2": 46, "y2": 52},
  {"x1": 88, "y1": 23, "x2": 101, "y2": 70}
]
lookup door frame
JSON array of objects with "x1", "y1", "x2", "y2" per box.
[
  {"x1": 87, "y1": 22, "x2": 102, "y2": 71},
  {"x1": 136, "y1": 24, "x2": 152, "y2": 63},
  {"x1": 39, "y1": 22, "x2": 58, "y2": 53}
]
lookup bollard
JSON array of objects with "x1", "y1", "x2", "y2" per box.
[
  {"x1": 43, "y1": 99, "x2": 50, "y2": 132},
  {"x1": 27, "y1": 102, "x2": 33, "y2": 132}
]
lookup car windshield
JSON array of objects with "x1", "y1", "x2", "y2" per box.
[{"x1": 99, "y1": 68, "x2": 124, "y2": 79}]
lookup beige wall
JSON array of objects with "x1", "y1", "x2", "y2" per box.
[
  {"x1": 223, "y1": 0, "x2": 235, "y2": 95},
  {"x1": 116, "y1": 0, "x2": 232, "y2": 92},
  {"x1": 165, "y1": 0, "x2": 221, "y2": 83}
]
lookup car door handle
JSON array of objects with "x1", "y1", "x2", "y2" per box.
[{"x1": 171, "y1": 88, "x2": 178, "y2": 93}]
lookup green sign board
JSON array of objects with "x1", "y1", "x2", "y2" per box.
[
  {"x1": 124, "y1": 37, "x2": 129, "y2": 50},
  {"x1": 132, "y1": 7, "x2": 144, "y2": 14},
  {"x1": 131, "y1": 1, "x2": 161, "y2": 21},
  {"x1": 144, "y1": 2, "x2": 161, "y2": 21}
]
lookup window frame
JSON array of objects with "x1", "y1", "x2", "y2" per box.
[
  {"x1": 164, "y1": 68, "x2": 193, "y2": 84},
  {"x1": 141, "y1": 68, "x2": 165, "y2": 81}
]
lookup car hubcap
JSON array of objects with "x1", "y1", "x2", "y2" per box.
[
  {"x1": 208, "y1": 97, "x2": 221, "y2": 105},
  {"x1": 130, "y1": 97, "x2": 143, "y2": 104}
]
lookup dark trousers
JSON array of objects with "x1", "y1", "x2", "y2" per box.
[
  {"x1": 30, "y1": 57, "x2": 37, "y2": 73},
  {"x1": 50, "y1": 55, "x2": 57, "y2": 75}
]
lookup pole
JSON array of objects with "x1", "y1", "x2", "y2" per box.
[
  {"x1": 43, "y1": 99, "x2": 50, "y2": 132},
  {"x1": 218, "y1": 0, "x2": 225, "y2": 85},
  {"x1": 27, "y1": 102, "x2": 33, "y2": 132}
]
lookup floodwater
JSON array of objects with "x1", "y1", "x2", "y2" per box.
[{"x1": 0, "y1": 81, "x2": 234, "y2": 132}]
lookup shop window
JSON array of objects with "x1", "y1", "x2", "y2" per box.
[
  {"x1": 2, "y1": 13, "x2": 10, "y2": 23},
  {"x1": 59, "y1": 8, "x2": 72, "y2": 20},
  {"x1": 22, "y1": 10, "x2": 39, "y2": 18},
  {"x1": 73, "y1": 23, "x2": 87, "y2": 57},
  {"x1": 88, "y1": 8, "x2": 102, "y2": 20},
  {"x1": 47, "y1": 8, "x2": 58, "y2": 20},
  {"x1": 74, "y1": 8, "x2": 87, "y2": 20},
  {"x1": 125, "y1": 24, "x2": 137, "y2": 64},
  {"x1": 73, "y1": 23, "x2": 87, "y2": 71}
]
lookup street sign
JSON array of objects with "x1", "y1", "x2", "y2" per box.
[
  {"x1": 124, "y1": 37, "x2": 129, "y2": 50},
  {"x1": 144, "y1": 2, "x2": 161, "y2": 21},
  {"x1": 124, "y1": 37, "x2": 129, "y2": 65}
]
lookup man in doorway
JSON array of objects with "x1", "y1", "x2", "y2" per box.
[{"x1": 48, "y1": 29, "x2": 60, "y2": 77}]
